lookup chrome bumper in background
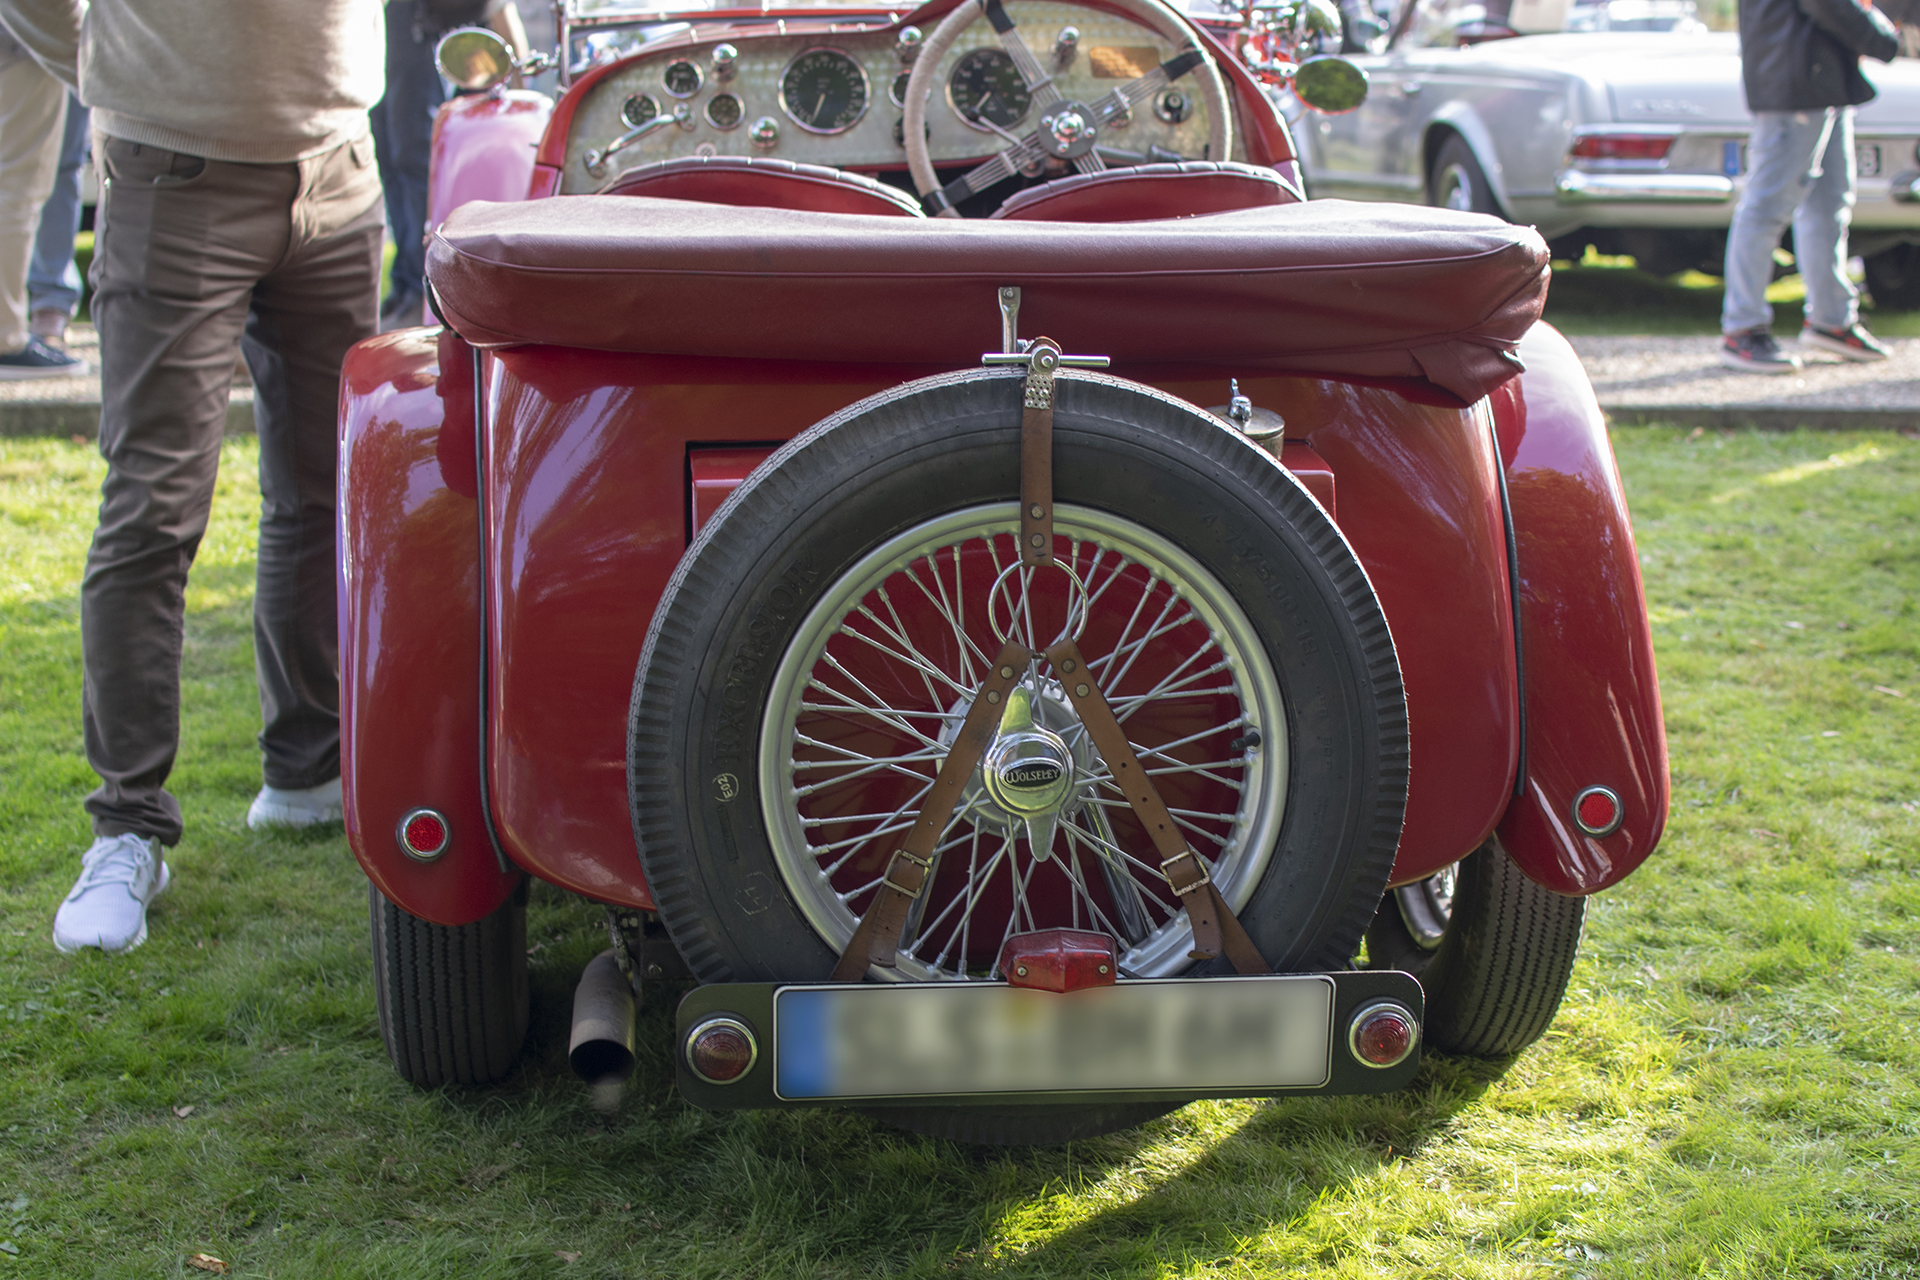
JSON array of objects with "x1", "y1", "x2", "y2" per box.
[{"x1": 1556, "y1": 170, "x2": 1734, "y2": 204}]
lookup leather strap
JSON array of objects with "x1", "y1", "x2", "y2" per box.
[
  {"x1": 830, "y1": 641, "x2": 1033, "y2": 980},
  {"x1": 1020, "y1": 340, "x2": 1060, "y2": 567},
  {"x1": 1045, "y1": 637, "x2": 1270, "y2": 975}
]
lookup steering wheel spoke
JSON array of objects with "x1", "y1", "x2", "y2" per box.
[
  {"x1": 927, "y1": 135, "x2": 1049, "y2": 215},
  {"x1": 982, "y1": 0, "x2": 1065, "y2": 108}
]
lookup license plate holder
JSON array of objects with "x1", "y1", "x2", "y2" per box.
[{"x1": 675, "y1": 969, "x2": 1423, "y2": 1111}]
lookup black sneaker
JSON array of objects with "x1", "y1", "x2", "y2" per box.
[
  {"x1": 1719, "y1": 328, "x2": 1800, "y2": 375},
  {"x1": 0, "y1": 336, "x2": 86, "y2": 380},
  {"x1": 1801, "y1": 322, "x2": 1892, "y2": 363}
]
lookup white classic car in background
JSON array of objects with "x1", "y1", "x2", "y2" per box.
[{"x1": 1287, "y1": 0, "x2": 1920, "y2": 304}]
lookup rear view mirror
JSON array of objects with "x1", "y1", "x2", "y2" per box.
[
  {"x1": 1293, "y1": 55, "x2": 1370, "y2": 113},
  {"x1": 437, "y1": 27, "x2": 516, "y2": 92}
]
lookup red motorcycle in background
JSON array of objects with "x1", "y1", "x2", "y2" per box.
[{"x1": 338, "y1": 0, "x2": 1667, "y2": 1143}]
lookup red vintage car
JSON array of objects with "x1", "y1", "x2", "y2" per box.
[{"x1": 339, "y1": 0, "x2": 1668, "y2": 1144}]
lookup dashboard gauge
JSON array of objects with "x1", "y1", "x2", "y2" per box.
[
  {"x1": 663, "y1": 59, "x2": 703, "y2": 97},
  {"x1": 780, "y1": 48, "x2": 869, "y2": 134},
  {"x1": 705, "y1": 92, "x2": 744, "y2": 131},
  {"x1": 889, "y1": 71, "x2": 912, "y2": 108},
  {"x1": 947, "y1": 48, "x2": 1032, "y2": 131},
  {"x1": 621, "y1": 93, "x2": 660, "y2": 129}
]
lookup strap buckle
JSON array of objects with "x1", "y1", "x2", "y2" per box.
[
  {"x1": 1159, "y1": 848, "x2": 1212, "y2": 895},
  {"x1": 881, "y1": 848, "x2": 933, "y2": 899}
]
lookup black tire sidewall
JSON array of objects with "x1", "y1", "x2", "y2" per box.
[
  {"x1": 1431, "y1": 136, "x2": 1498, "y2": 217},
  {"x1": 631, "y1": 370, "x2": 1405, "y2": 985}
]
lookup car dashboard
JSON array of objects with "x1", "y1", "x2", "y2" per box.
[{"x1": 556, "y1": 0, "x2": 1233, "y2": 191}]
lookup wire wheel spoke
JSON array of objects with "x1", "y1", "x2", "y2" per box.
[{"x1": 763, "y1": 503, "x2": 1287, "y2": 982}]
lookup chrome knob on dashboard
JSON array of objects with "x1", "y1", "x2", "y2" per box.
[
  {"x1": 1053, "y1": 26, "x2": 1079, "y2": 70},
  {"x1": 896, "y1": 25, "x2": 923, "y2": 63},
  {"x1": 749, "y1": 116, "x2": 780, "y2": 150},
  {"x1": 711, "y1": 43, "x2": 738, "y2": 82}
]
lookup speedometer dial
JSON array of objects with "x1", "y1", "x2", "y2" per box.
[
  {"x1": 947, "y1": 48, "x2": 1032, "y2": 131},
  {"x1": 780, "y1": 48, "x2": 869, "y2": 135}
]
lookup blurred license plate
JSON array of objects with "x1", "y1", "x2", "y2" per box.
[
  {"x1": 772, "y1": 976, "x2": 1334, "y2": 1100},
  {"x1": 1721, "y1": 142, "x2": 1883, "y2": 178}
]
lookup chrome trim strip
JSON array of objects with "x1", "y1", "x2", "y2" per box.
[{"x1": 1556, "y1": 169, "x2": 1732, "y2": 204}]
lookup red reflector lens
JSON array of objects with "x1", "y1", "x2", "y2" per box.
[
  {"x1": 404, "y1": 814, "x2": 446, "y2": 851},
  {"x1": 1348, "y1": 1002, "x2": 1418, "y2": 1068},
  {"x1": 1569, "y1": 134, "x2": 1674, "y2": 161},
  {"x1": 1573, "y1": 786, "x2": 1624, "y2": 837},
  {"x1": 397, "y1": 808, "x2": 450, "y2": 861},
  {"x1": 686, "y1": 1018, "x2": 757, "y2": 1084}
]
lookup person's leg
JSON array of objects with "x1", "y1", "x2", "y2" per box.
[
  {"x1": 0, "y1": 56, "x2": 66, "y2": 354},
  {"x1": 381, "y1": 1, "x2": 445, "y2": 322},
  {"x1": 27, "y1": 94, "x2": 90, "y2": 337},
  {"x1": 242, "y1": 136, "x2": 382, "y2": 801},
  {"x1": 81, "y1": 137, "x2": 295, "y2": 845},
  {"x1": 1723, "y1": 110, "x2": 1835, "y2": 334},
  {"x1": 1794, "y1": 106, "x2": 1887, "y2": 358}
]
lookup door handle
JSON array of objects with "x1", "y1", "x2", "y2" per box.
[{"x1": 1399, "y1": 79, "x2": 1423, "y2": 96}]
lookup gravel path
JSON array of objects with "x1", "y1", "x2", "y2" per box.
[{"x1": 1570, "y1": 334, "x2": 1920, "y2": 414}]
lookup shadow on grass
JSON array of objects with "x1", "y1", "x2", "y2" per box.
[{"x1": 413, "y1": 893, "x2": 1508, "y2": 1277}]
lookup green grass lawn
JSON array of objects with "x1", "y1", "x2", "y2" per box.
[{"x1": 1, "y1": 428, "x2": 1916, "y2": 1278}]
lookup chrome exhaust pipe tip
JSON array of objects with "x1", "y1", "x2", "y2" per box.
[{"x1": 568, "y1": 948, "x2": 639, "y2": 1086}]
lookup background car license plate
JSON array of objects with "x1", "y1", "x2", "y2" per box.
[
  {"x1": 772, "y1": 976, "x2": 1334, "y2": 1100},
  {"x1": 1721, "y1": 142, "x2": 1883, "y2": 178}
]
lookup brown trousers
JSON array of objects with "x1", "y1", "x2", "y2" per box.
[{"x1": 83, "y1": 133, "x2": 382, "y2": 844}]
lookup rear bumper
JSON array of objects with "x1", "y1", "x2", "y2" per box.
[
  {"x1": 675, "y1": 970, "x2": 1424, "y2": 1111},
  {"x1": 1556, "y1": 169, "x2": 1733, "y2": 204}
]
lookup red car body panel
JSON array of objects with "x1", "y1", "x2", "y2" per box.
[
  {"x1": 1491, "y1": 324, "x2": 1670, "y2": 894},
  {"x1": 345, "y1": 343, "x2": 1658, "y2": 923},
  {"x1": 339, "y1": 330, "x2": 523, "y2": 924}
]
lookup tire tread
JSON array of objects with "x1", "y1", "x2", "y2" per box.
[{"x1": 369, "y1": 884, "x2": 529, "y2": 1087}]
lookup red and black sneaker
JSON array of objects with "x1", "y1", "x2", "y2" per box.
[
  {"x1": 1800, "y1": 323, "x2": 1892, "y2": 363},
  {"x1": 1719, "y1": 328, "x2": 1800, "y2": 374}
]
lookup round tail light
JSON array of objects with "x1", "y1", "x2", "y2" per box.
[
  {"x1": 685, "y1": 1016, "x2": 758, "y2": 1084},
  {"x1": 1572, "y1": 785, "x2": 1624, "y2": 838},
  {"x1": 1348, "y1": 1000, "x2": 1418, "y2": 1069},
  {"x1": 397, "y1": 808, "x2": 451, "y2": 862}
]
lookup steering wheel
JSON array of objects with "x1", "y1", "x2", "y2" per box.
[{"x1": 903, "y1": 0, "x2": 1235, "y2": 217}]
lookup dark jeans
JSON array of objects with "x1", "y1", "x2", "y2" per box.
[
  {"x1": 83, "y1": 133, "x2": 382, "y2": 844},
  {"x1": 370, "y1": 0, "x2": 447, "y2": 304}
]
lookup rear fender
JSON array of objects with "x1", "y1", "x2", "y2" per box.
[
  {"x1": 339, "y1": 328, "x2": 522, "y2": 925},
  {"x1": 1491, "y1": 322, "x2": 1669, "y2": 894}
]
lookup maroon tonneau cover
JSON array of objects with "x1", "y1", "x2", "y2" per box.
[{"x1": 428, "y1": 195, "x2": 1550, "y2": 404}]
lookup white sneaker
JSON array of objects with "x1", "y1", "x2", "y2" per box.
[
  {"x1": 52, "y1": 833, "x2": 170, "y2": 954},
  {"x1": 246, "y1": 776, "x2": 343, "y2": 829}
]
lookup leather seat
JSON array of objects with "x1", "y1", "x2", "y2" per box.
[
  {"x1": 992, "y1": 161, "x2": 1300, "y2": 222},
  {"x1": 429, "y1": 195, "x2": 1549, "y2": 404},
  {"x1": 600, "y1": 155, "x2": 925, "y2": 218}
]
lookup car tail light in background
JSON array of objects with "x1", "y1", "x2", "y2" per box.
[
  {"x1": 1569, "y1": 133, "x2": 1676, "y2": 162},
  {"x1": 396, "y1": 808, "x2": 451, "y2": 862},
  {"x1": 686, "y1": 1016, "x2": 758, "y2": 1084},
  {"x1": 1573, "y1": 785, "x2": 1625, "y2": 838},
  {"x1": 1348, "y1": 1001, "x2": 1419, "y2": 1069}
]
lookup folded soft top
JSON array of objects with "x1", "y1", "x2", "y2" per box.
[{"x1": 427, "y1": 194, "x2": 1549, "y2": 404}]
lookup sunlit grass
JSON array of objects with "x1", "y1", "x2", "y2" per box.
[{"x1": 0, "y1": 429, "x2": 1915, "y2": 1277}]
